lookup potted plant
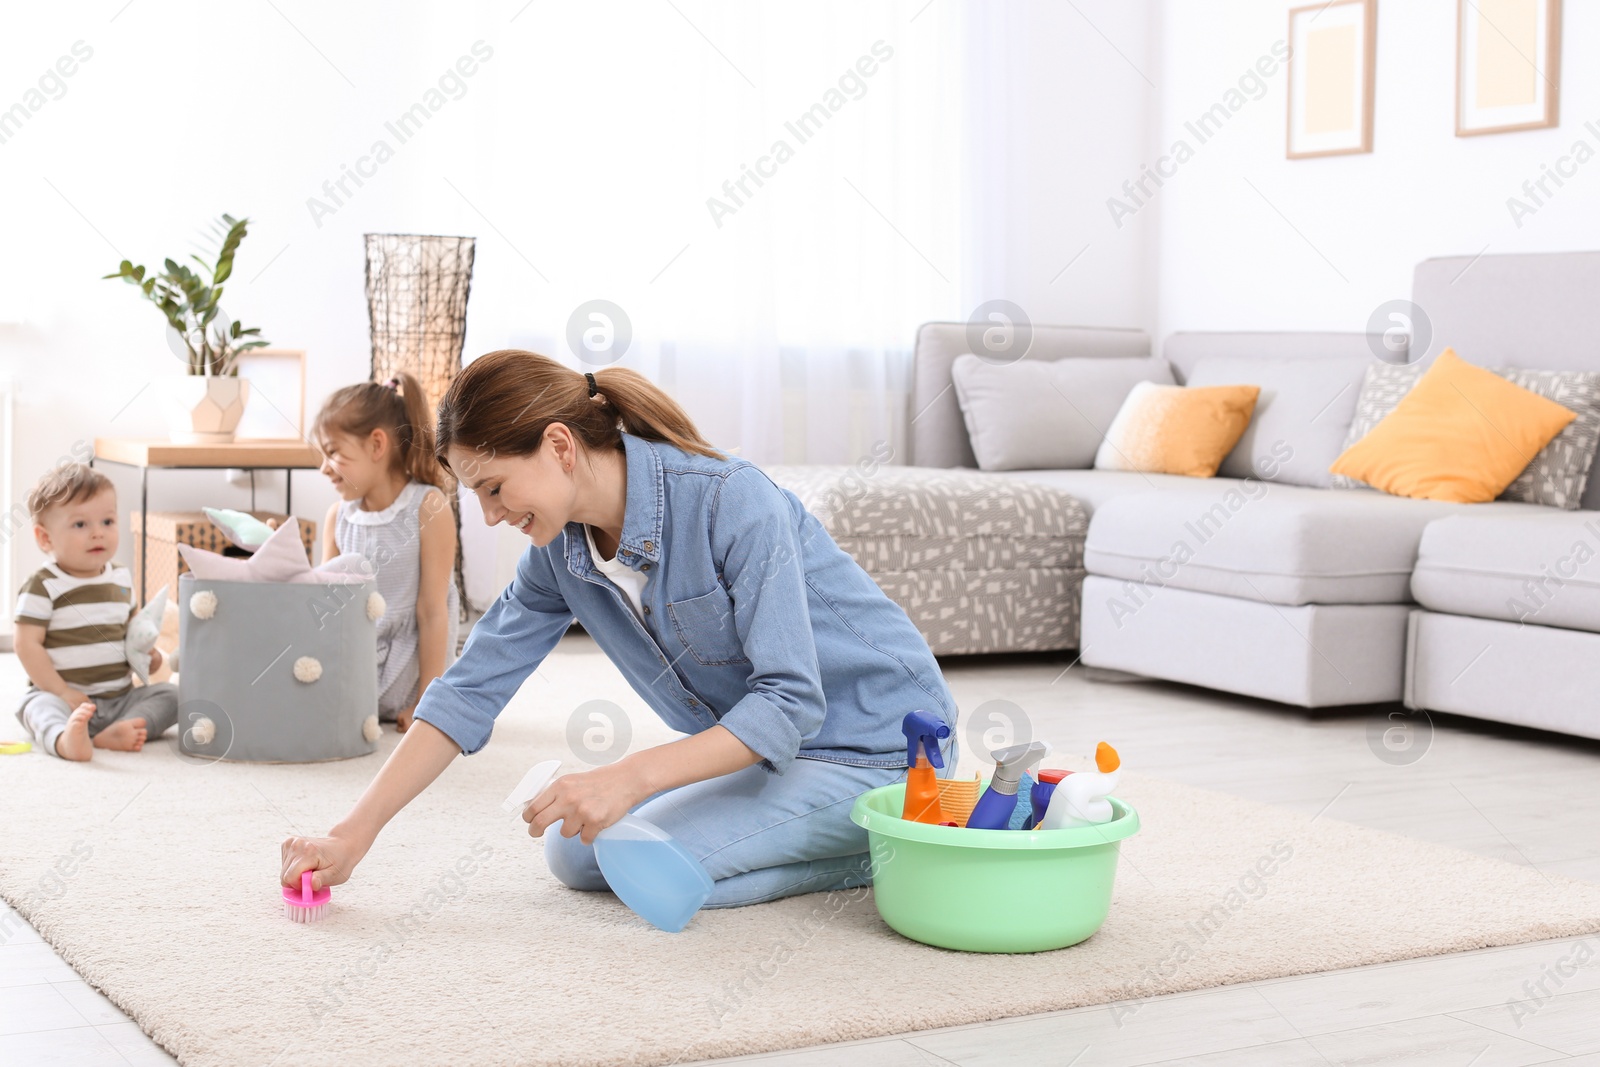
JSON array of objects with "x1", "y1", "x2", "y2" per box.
[{"x1": 105, "y1": 213, "x2": 271, "y2": 443}]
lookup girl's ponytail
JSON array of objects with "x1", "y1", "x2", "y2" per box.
[
  {"x1": 389, "y1": 371, "x2": 450, "y2": 492},
  {"x1": 435, "y1": 350, "x2": 725, "y2": 471}
]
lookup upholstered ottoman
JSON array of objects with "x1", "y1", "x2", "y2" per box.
[
  {"x1": 765, "y1": 465, "x2": 1088, "y2": 655},
  {"x1": 176, "y1": 573, "x2": 382, "y2": 762}
]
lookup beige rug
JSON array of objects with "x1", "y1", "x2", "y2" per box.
[{"x1": 6, "y1": 645, "x2": 1600, "y2": 1067}]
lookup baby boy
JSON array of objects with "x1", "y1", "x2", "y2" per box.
[{"x1": 13, "y1": 463, "x2": 178, "y2": 760}]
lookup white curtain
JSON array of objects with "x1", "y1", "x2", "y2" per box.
[{"x1": 460, "y1": 0, "x2": 989, "y2": 467}]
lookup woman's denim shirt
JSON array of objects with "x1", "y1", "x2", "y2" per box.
[{"x1": 414, "y1": 432, "x2": 958, "y2": 772}]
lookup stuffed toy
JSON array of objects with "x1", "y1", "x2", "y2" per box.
[{"x1": 125, "y1": 583, "x2": 169, "y2": 684}]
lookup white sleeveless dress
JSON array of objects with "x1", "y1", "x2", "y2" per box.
[{"x1": 336, "y1": 481, "x2": 461, "y2": 718}]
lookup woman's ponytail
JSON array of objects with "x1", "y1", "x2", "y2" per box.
[{"x1": 435, "y1": 351, "x2": 726, "y2": 471}]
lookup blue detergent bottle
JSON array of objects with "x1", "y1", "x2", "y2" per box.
[
  {"x1": 504, "y1": 761, "x2": 714, "y2": 932},
  {"x1": 966, "y1": 740, "x2": 1052, "y2": 830}
]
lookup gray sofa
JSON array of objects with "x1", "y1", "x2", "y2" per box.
[{"x1": 904, "y1": 251, "x2": 1600, "y2": 742}]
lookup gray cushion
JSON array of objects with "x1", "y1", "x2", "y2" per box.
[
  {"x1": 1411, "y1": 512, "x2": 1600, "y2": 632},
  {"x1": 1084, "y1": 480, "x2": 1542, "y2": 605},
  {"x1": 1185, "y1": 355, "x2": 1368, "y2": 488},
  {"x1": 1494, "y1": 367, "x2": 1600, "y2": 509},
  {"x1": 1329, "y1": 361, "x2": 1424, "y2": 490},
  {"x1": 950, "y1": 354, "x2": 1173, "y2": 470}
]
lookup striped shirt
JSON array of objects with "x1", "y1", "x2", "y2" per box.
[{"x1": 14, "y1": 561, "x2": 135, "y2": 698}]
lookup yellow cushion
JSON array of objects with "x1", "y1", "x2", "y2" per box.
[
  {"x1": 1094, "y1": 382, "x2": 1261, "y2": 478},
  {"x1": 1328, "y1": 349, "x2": 1576, "y2": 503}
]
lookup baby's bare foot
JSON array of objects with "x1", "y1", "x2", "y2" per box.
[
  {"x1": 94, "y1": 717, "x2": 148, "y2": 752},
  {"x1": 56, "y1": 703, "x2": 95, "y2": 761}
]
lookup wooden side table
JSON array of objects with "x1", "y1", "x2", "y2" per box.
[{"x1": 91, "y1": 437, "x2": 325, "y2": 606}]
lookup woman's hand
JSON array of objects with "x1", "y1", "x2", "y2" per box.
[
  {"x1": 522, "y1": 761, "x2": 653, "y2": 845},
  {"x1": 281, "y1": 830, "x2": 371, "y2": 892}
]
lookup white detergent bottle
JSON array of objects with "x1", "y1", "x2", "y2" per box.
[{"x1": 1039, "y1": 742, "x2": 1122, "y2": 830}]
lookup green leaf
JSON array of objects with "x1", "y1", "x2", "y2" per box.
[{"x1": 213, "y1": 257, "x2": 233, "y2": 285}]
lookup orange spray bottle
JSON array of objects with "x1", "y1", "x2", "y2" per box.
[{"x1": 901, "y1": 710, "x2": 951, "y2": 823}]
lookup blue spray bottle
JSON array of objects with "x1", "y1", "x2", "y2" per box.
[
  {"x1": 966, "y1": 740, "x2": 1051, "y2": 830},
  {"x1": 503, "y1": 761, "x2": 713, "y2": 932}
]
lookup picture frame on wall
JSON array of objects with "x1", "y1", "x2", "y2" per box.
[
  {"x1": 1286, "y1": 0, "x2": 1376, "y2": 159},
  {"x1": 233, "y1": 348, "x2": 307, "y2": 440},
  {"x1": 1456, "y1": 0, "x2": 1561, "y2": 136}
]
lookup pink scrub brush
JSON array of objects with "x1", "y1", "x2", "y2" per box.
[{"x1": 282, "y1": 870, "x2": 331, "y2": 923}]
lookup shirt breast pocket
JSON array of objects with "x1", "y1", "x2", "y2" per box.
[{"x1": 666, "y1": 586, "x2": 750, "y2": 666}]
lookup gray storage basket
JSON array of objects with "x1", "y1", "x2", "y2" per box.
[{"x1": 177, "y1": 573, "x2": 381, "y2": 762}]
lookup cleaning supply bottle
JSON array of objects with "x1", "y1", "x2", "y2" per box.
[
  {"x1": 1039, "y1": 742, "x2": 1122, "y2": 830},
  {"x1": 1031, "y1": 769, "x2": 1071, "y2": 829},
  {"x1": 900, "y1": 710, "x2": 951, "y2": 824},
  {"x1": 503, "y1": 760, "x2": 714, "y2": 932},
  {"x1": 965, "y1": 740, "x2": 1051, "y2": 830}
]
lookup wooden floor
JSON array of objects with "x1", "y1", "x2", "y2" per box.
[{"x1": 5, "y1": 639, "x2": 1599, "y2": 1066}]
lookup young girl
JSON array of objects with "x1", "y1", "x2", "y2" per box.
[
  {"x1": 282, "y1": 351, "x2": 958, "y2": 908},
  {"x1": 311, "y1": 372, "x2": 460, "y2": 733}
]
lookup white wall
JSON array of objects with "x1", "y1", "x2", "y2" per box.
[
  {"x1": 0, "y1": 0, "x2": 1164, "y2": 615},
  {"x1": 957, "y1": 0, "x2": 1161, "y2": 331},
  {"x1": 1150, "y1": 0, "x2": 1600, "y2": 342}
]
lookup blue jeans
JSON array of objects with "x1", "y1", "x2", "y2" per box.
[{"x1": 545, "y1": 757, "x2": 909, "y2": 907}]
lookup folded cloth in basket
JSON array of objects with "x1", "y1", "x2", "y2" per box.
[{"x1": 178, "y1": 520, "x2": 372, "y2": 584}]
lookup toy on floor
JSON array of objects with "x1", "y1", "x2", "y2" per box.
[
  {"x1": 900, "y1": 710, "x2": 950, "y2": 824},
  {"x1": 124, "y1": 583, "x2": 169, "y2": 684},
  {"x1": 283, "y1": 870, "x2": 331, "y2": 923},
  {"x1": 966, "y1": 740, "x2": 1051, "y2": 830},
  {"x1": 1038, "y1": 742, "x2": 1122, "y2": 830},
  {"x1": 0, "y1": 741, "x2": 32, "y2": 755},
  {"x1": 504, "y1": 761, "x2": 714, "y2": 933}
]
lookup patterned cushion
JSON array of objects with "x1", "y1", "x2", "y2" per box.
[
  {"x1": 1329, "y1": 362, "x2": 1423, "y2": 490},
  {"x1": 1494, "y1": 367, "x2": 1600, "y2": 510},
  {"x1": 1331, "y1": 360, "x2": 1600, "y2": 508}
]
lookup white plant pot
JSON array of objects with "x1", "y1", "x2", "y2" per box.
[{"x1": 161, "y1": 376, "x2": 252, "y2": 445}]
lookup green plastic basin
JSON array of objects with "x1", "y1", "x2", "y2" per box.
[{"x1": 850, "y1": 781, "x2": 1140, "y2": 953}]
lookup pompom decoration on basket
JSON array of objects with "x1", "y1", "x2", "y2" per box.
[
  {"x1": 189, "y1": 590, "x2": 218, "y2": 620},
  {"x1": 283, "y1": 870, "x2": 331, "y2": 923}
]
